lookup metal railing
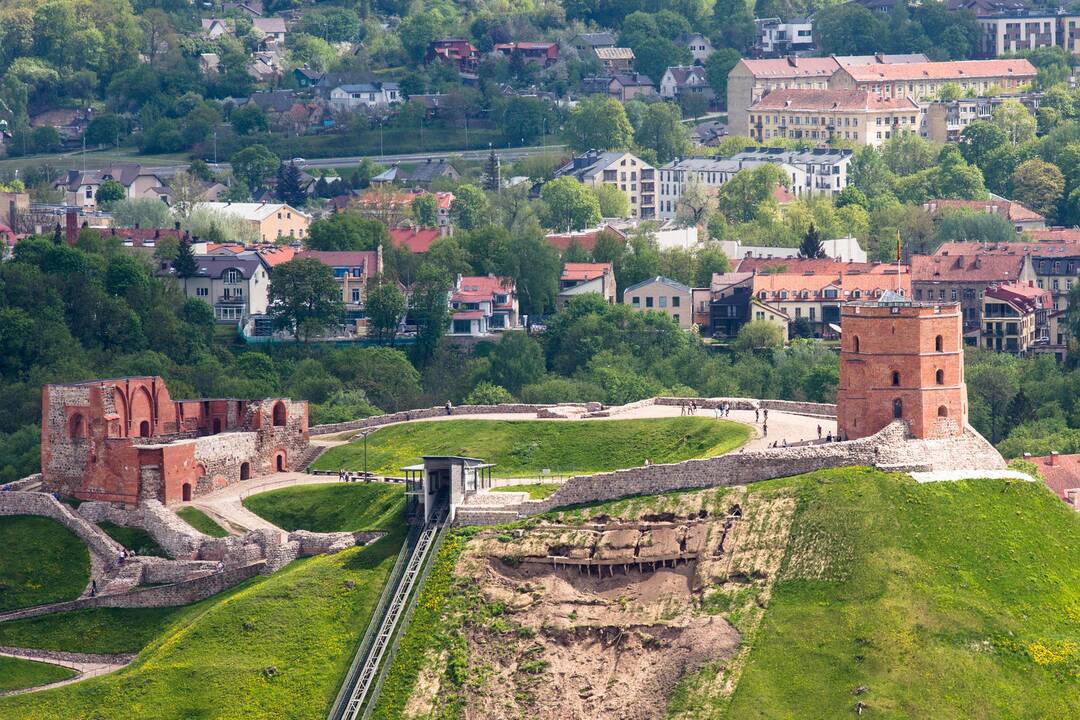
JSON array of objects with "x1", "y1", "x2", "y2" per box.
[{"x1": 330, "y1": 510, "x2": 447, "y2": 720}]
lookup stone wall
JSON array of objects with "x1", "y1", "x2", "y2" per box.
[
  {"x1": 309, "y1": 403, "x2": 564, "y2": 435},
  {"x1": 192, "y1": 432, "x2": 259, "y2": 495},
  {"x1": 0, "y1": 646, "x2": 136, "y2": 667},
  {"x1": 0, "y1": 562, "x2": 266, "y2": 623},
  {"x1": 0, "y1": 491, "x2": 123, "y2": 569},
  {"x1": 77, "y1": 500, "x2": 208, "y2": 558}
]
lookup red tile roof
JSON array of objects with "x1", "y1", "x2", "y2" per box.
[
  {"x1": 389, "y1": 227, "x2": 441, "y2": 253},
  {"x1": 453, "y1": 310, "x2": 485, "y2": 320},
  {"x1": 545, "y1": 226, "x2": 627, "y2": 252},
  {"x1": 752, "y1": 271, "x2": 911, "y2": 299},
  {"x1": 454, "y1": 275, "x2": 514, "y2": 301},
  {"x1": 297, "y1": 250, "x2": 379, "y2": 270},
  {"x1": 738, "y1": 57, "x2": 839, "y2": 79},
  {"x1": 561, "y1": 262, "x2": 612, "y2": 282},
  {"x1": 985, "y1": 282, "x2": 1050, "y2": 313},
  {"x1": 773, "y1": 183, "x2": 796, "y2": 205},
  {"x1": 750, "y1": 89, "x2": 920, "y2": 112},
  {"x1": 358, "y1": 190, "x2": 454, "y2": 210},
  {"x1": 1029, "y1": 228, "x2": 1080, "y2": 243},
  {"x1": 923, "y1": 198, "x2": 1043, "y2": 223},
  {"x1": 255, "y1": 245, "x2": 296, "y2": 266},
  {"x1": 839, "y1": 58, "x2": 1036, "y2": 82},
  {"x1": 1026, "y1": 453, "x2": 1080, "y2": 504},
  {"x1": 736, "y1": 257, "x2": 906, "y2": 275},
  {"x1": 911, "y1": 253, "x2": 1027, "y2": 283}
]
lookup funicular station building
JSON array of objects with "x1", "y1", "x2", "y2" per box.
[{"x1": 402, "y1": 456, "x2": 496, "y2": 524}]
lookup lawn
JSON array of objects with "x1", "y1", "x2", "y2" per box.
[
  {"x1": 97, "y1": 522, "x2": 168, "y2": 557},
  {"x1": 0, "y1": 515, "x2": 90, "y2": 612},
  {"x1": 371, "y1": 469, "x2": 1080, "y2": 720},
  {"x1": 0, "y1": 605, "x2": 202, "y2": 655},
  {"x1": 0, "y1": 656, "x2": 76, "y2": 694},
  {"x1": 491, "y1": 483, "x2": 562, "y2": 500},
  {"x1": 242, "y1": 483, "x2": 404, "y2": 533},
  {"x1": 311, "y1": 418, "x2": 751, "y2": 478},
  {"x1": 176, "y1": 507, "x2": 230, "y2": 538},
  {"x1": 0, "y1": 527, "x2": 409, "y2": 719}
]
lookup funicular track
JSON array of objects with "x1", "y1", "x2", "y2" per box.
[{"x1": 330, "y1": 510, "x2": 450, "y2": 720}]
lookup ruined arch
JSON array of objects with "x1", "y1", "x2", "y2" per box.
[
  {"x1": 130, "y1": 386, "x2": 153, "y2": 437},
  {"x1": 272, "y1": 401, "x2": 287, "y2": 427},
  {"x1": 275, "y1": 450, "x2": 287, "y2": 472},
  {"x1": 68, "y1": 413, "x2": 85, "y2": 439},
  {"x1": 938, "y1": 405, "x2": 948, "y2": 417},
  {"x1": 112, "y1": 388, "x2": 128, "y2": 437}
]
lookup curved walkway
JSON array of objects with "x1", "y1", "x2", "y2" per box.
[
  {"x1": 0, "y1": 647, "x2": 133, "y2": 697},
  {"x1": 186, "y1": 406, "x2": 833, "y2": 534}
]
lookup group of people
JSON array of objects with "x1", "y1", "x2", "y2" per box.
[
  {"x1": 338, "y1": 470, "x2": 369, "y2": 483},
  {"x1": 713, "y1": 403, "x2": 733, "y2": 418},
  {"x1": 680, "y1": 400, "x2": 698, "y2": 416}
]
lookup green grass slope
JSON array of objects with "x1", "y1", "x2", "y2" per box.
[
  {"x1": 243, "y1": 483, "x2": 405, "y2": 533},
  {"x1": 0, "y1": 606, "x2": 200, "y2": 655},
  {"x1": 0, "y1": 656, "x2": 77, "y2": 694},
  {"x1": 97, "y1": 522, "x2": 168, "y2": 557},
  {"x1": 0, "y1": 515, "x2": 90, "y2": 612},
  {"x1": 687, "y1": 469, "x2": 1080, "y2": 719},
  {"x1": 0, "y1": 529, "x2": 407, "y2": 719},
  {"x1": 312, "y1": 417, "x2": 750, "y2": 477},
  {"x1": 176, "y1": 507, "x2": 230, "y2": 538}
]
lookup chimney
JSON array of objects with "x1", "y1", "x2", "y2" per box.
[
  {"x1": 65, "y1": 209, "x2": 78, "y2": 246},
  {"x1": 1050, "y1": 451, "x2": 1058, "y2": 466},
  {"x1": 787, "y1": 55, "x2": 797, "y2": 67}
]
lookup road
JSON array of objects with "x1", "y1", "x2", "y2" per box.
[{"x1": 297, "y1": 144, "x2": 567, "y2": 170}]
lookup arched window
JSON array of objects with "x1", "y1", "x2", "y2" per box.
[
  {"x1": 938, "y1": 405, "x2": 948, "y2": 417},
  {"x1": 935, "y1": 335, "x2": 943, "y2": 352},
  {"x1": 68, "y1": 413, "x2": 85, "y2": 439},
  {"x1": 891, "y1": 371, "x2": 900, "y2": 386},
  {"x1": 936, "y1": 369, "x2": 944, "y2": 385},
  {"x1": 853, "y1": 336, "x2": 860, "y2": 353},
  {"x1": 272, "y1": 402, "x2": 287, "y2": 427},
  {"x1": 893, "y1": 398, "x2": 903, "y2": 419},
  {"x1": 240, "y1": 462, "x2": 251, "y2": 481},
  {"x1": 138, "y1": 420, "x2": 150, "y2": 437}
]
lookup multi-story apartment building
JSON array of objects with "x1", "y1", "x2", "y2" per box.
[
  {"x1": 657, "y1": 147, "x2": 851, "y2": 220},
  {"x1": 925, "y1": 93, "x2": 1042, "y2": 142},
  {"x1": 979, "y1": 282, "x2": 1051, "y2": 355},
  {"x1": 196, "y1": 202, "x2": 311, "y2": 243},
  {"x1": 747, "y1": 89, "x2": 923, "y2": 146},
  {"x1": 726, "y1": 54, "x2": 928, "y2": 138},
  {"x1": 173, "y1": 252, "x2": 271, "y2": 323},
  {"x1": 911, "y1": 251, "x2": 1036, "y2": 331},
  {"x1": 827, "y1": 59, "x2": 1037, "y2": 102},
  {"x1": 623, "y1": 276, "x2": 694, "y2": 329},
  {"x1": 554, "y1": 150, "x2": 656, "y2": 220}
]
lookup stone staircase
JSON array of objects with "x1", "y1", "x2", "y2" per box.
[{"x1": 293, "y1": 444, "x2": 327, "y2": 473}]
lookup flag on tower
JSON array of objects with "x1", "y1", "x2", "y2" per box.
[{"x1": 896, "y1": 228, "x2": 902, "y2": 262}]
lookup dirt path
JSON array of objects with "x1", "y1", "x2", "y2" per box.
[{"x1": 0, "y1": 648, "x2": 133, "y2": 697}]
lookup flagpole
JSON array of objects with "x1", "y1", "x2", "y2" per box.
[{"x1": 896, "y1": 228, "x2": 902, "y2": 294}]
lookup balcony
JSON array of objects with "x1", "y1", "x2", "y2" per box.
[{"x1": 216, "y1": 295, "x2": 246, "y2": 306}]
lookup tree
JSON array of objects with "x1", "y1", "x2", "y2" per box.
[
  {"x1": 849, "y1": 146, "x2": 895, "y2": 201},
  {"x1": 297, "y1": 7, "x2": 361, "y2": 42},
  {"x1": 674, "y1": 176, "x2": 712, "y2": 226},
  {"x1": 799, "y1": 222, "x2": 825, "y2": 259},
  {"x1": 619, "y1": 227, "x2": 663, "y2": 291},
  {"x1": 230, "y1": 145, "x2": 279, "y2": 192},
  {"x1": 398, "y1": 10, "x2": 441, "y2": 63},
  {"x1": 718, "y1": 165, "x2": 785, "y2": 224},
  {"x1": 933, "y1": 145, "x2": 986, "y2": 199},
  {"x1": 96, "y1": 179, "x2": 126, "y2": 207},
  {"x1": 173, "y1": 236, "x2": 198, "y2": 280},
  {"x1": 541, "y1": 177, "x2": 602, "y2": 231},
  {"x1": 487, "y1": 331, "x2": 545, "y2": 394},
  {"x1": 411, "y1": 193, "x2": 439, "y2": 226},
  {"x1": 483, "y1": 150, "x2": 501, "y2": 192},
  {"x1": 464, "y1": 381, "x2": 515, "y2": 405},
  {"x1": 365, "y1": 280, "x2": 406, "y2": 346},
  {"x1": 881, "y1": 133, "x2": 937, "y2": 177},
  {"x1": 813, "y1": 4, "x2": 886, "y2": 55},
  {"x1": 268, "y1": 258, "x2": 345, "y2": 342},
  {"x1": 449, "y1": 184, "x2": 492, "y2": 231},
  {"x1": 409, "y1": 264, "x2": 452, "y2": 364},
  {"x1": 705, "y1": 48, "x2": 741, "y2": 107},
  {"x1": 734, "y1": 320, "x2": 784, "y2": 352},
  {"x1": 1009, "y1": 158, "x2": 1064, "y2": 219},
  {"x1": 633, "y1": 101, "x2": 691, "y2": 165},
  {"x1": 711, "y1": 0, "x2": 756, "y2": 52},
  {"x1": 277, "y1": 162, "x2": 307, "y2": 208},
  {"x1": 307, "y1": 211, "x2": 390, "y2": 251},
  {"x1": 110, "y1": 199, "x2": 171, "y2": 229},
  {"x1": 632, "y1": 38, "x2": 690, "y2": 87},
  {"x1": 85, "y1": 114, "x2": 125, "y2": 147},
  {"x1": 231, "y1": 104, "x2": 268, "y2": 135},
  {"x1": 959, "y1": 121, "x2": 1007, "y2": 168},
  {"x1": 494, "y1": 227, "x2": 562, "y2": 320},
  {"x1": 992, "y1": 100, "x2": 1037, "y2": 146},
  {"x1": 592, "y1": 183, "x2": 630, "y2": 219},
  {"x1": 567, "y1": 96, "x2": 633, "y2": 152},
  {"x1": 694, "y1": 245, "x2": 731, "y2": 287}
]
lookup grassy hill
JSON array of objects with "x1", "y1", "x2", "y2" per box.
[
  {"x1": 372, "y1": 468, "x2": 1080, "y2": 720},
  {"x1": 0, "y1": 656, "x2": 76, "y2": 694},
  {"x1": 312, "y1": 417, "x2": 751, "y2": 478},
  {"x1": 0, "y1": 516, "x2": 90, "y2": 612},
  {"x1": 175, "y1": 507, "x2": 230, "y2": 538},
  {"x1": 243, "y1": 483, "x2": 404, "y2": 533}
]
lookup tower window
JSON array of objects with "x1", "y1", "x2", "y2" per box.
[
  {"x1": 894, "y1": 399, "x2": 903, "y2": 418},
  {"x1": 938, "y1": 405, "x2": 948, "y2": 417},
  {"x1": 891, "y1": 371, "x2": 900, "y2": 386},
  {"x1": 936, "y1": 369, "x2": 944, "y2": 385},
  {"x1": 935, "y1": 335, "x2": 943, "y2": 352},
  {"x1": 853, "y1": 336, "x2": 860, "y2": 353}
]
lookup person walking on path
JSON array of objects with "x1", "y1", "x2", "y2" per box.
[
  {"x1": 90, "y1": 580, "x2": 97, "y2": 597},
  {"x1": 754, "y1": 408, "x2": 760, "y2": 423},
  {"x1": 763, "y1": 423, "x2": 768, "y2": 437},
  {"x1": 817, "y1": 425, "x2": 822, "y2": 440}
]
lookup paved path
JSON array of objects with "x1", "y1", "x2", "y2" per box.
[
  {"x1": 186, "y1": 407, "x2": 834, "y2": 532},
  {"x1": 0, "y1": 648, "x2": 133, "y2": 696}
]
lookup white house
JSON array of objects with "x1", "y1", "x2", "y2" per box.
[
  {"x1": 169, "y1": 252, "x2": 271, "y2": 324},
  {"x1": 659, "y1": 66, "x2": 713, "y2": 102},
  {"x1": 755, "y1": 18, "x2": 814, "y2": 55},
  {"x1": 678, "y1": 33, "x2": 714, "y2": 64},
  {"x1": 329, "y1": 83, "x2": 402, "y2": 111},
  {"x1": 449, "y1": 275, "x2": 520, "y2": 336}
]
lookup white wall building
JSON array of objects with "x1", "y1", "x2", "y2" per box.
[{"x1": 329, "y1": 83, "x2": 402, "y2": 111}]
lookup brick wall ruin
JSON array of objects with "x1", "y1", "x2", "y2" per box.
[{"x1": 40, "y1": 377, "x2": 310, "y2": 506}]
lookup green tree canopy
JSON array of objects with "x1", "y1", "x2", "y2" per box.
[{"x1": 268, "y1": 258, "x2": 345, "y2": 343}]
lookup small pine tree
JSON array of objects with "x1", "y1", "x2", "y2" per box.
[
  {"x1": 798, "y1": 222, "x2": 825, "y2": 259},
  {"x1": 350, "y1": 169, "x2": 363, "y2": 189},
  {"x1": 277, "y1": 162, "x2": 307, "y2": 208},
  {"x1": 483, "y1": 150, "x2": 501, "y2": 192},
  {"x1": 52, "y1": 223, "x2": 64, "y2": 245},
  {"x1": 174, "y1": 237, "x2": 199, "y2": 278},
  {"x1": 314, "y1": 176, "x2": 330, "y2": 198}
]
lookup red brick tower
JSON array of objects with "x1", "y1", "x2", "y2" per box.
[{"x1": 837, "y1": 291, "x2": 967, "y2": 440}]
